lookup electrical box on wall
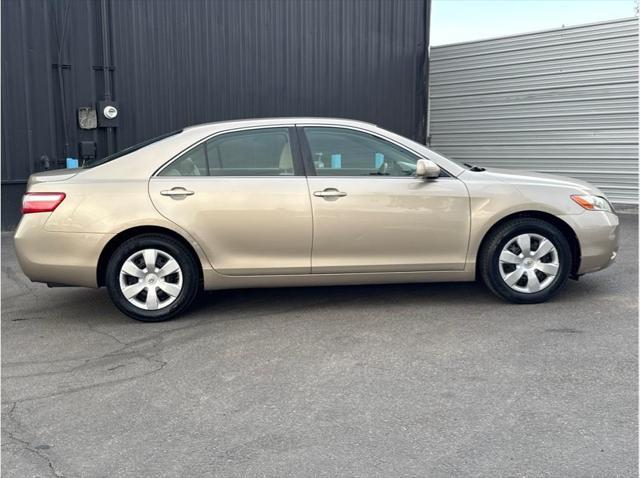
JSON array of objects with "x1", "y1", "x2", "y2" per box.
[
  {"x1": 78, "y1": 141, "x2": 97, "y2": 161},
  {"x1": 78, "y1": 107, "x2": 98, "y2": 129},
  {"x1": 97, "y1": 100, "x2": 119, "y2": 127}
]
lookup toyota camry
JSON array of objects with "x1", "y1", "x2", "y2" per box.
[{"x1": 15, "y1": 118, "x2": 619, "y2": 321}]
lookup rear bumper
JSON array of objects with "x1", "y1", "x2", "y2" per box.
[
  {"x1": 14, "y1": 214, "x2": 112, "y2": 288},
  {"x1": 561, "y1": 211, "x2": 619, "y2": 275}
]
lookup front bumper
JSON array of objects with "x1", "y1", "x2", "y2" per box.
[
  {"x1": 561, "y1": 210, "x2": 619, "y2": 275},
  {"x1": 14, "y1": 213, "x2": 112, "y2": 288}
]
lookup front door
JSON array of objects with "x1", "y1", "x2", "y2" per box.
[
  {"x1": 299, "y1": 126, "x2": 470, "y2": 273},
  {"x1": 149, "y1": 126, "x2": 312, "y2": 275}
]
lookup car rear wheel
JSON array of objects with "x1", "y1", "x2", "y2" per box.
[
  {"x1": 479, "y1": 218, "x2": 572, "y2": 304},
  {"x1": 105, "y1": 234, "x2": 200, "y2": 321}
]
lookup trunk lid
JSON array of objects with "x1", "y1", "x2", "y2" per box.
[{"x1": 27, "y1": 169, "x2": 79, "y2": 190}]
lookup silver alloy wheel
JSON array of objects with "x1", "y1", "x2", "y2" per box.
[
  {"x1": 498, "y1": 233, "x2": 560, "y2": 294},
  {"x1": 118, "y1": 248, "x2": 183, "y2": 310}
]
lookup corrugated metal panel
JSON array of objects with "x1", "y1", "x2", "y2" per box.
[
  {"x1": 429, "y1": 17, "x2": 639, "y2": 205},
  {"x1": 1, "y1": 0, "x2": 431, "y2": 229},
  {"x1": 108, "y1": 0, "x2": 430, "y2": 149}
]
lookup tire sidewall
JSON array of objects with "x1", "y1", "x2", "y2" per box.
[
  {"x1": 484, "y1": 221, "x2": 571, "y2": 303},
  {"x1": 106, "y1": 235, "x2": 199, "y2": 321}
]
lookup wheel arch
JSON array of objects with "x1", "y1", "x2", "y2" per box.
[
  {"x1": 97, "y1": 225, "x2": 204, "y2": 287},
  {"x1": 476, "y1": 210, "x2": 582, "y2": 278}
]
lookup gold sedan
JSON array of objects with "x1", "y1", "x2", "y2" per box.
[{"x1": 15, "y1": 118, "x2": 619, "y2": 321}]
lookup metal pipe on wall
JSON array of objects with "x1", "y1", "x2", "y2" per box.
[
  {"x1": 55, "y1": 0, "x2": 72, "y2": 160},
  {"x1": 100, "y1": 0, "x2": 115, "y2": 156}
]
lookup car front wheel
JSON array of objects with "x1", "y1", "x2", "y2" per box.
[
  {"x1": 479, "y1": 218, "x2": 572, "y2": 304},
  {"x1": 105, "y1": 234, "x2": 200, "y2": 321}
]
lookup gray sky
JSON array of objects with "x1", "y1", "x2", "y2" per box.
[{"x1": 430, "y1": 0, "x2": 637, "y2": 46}]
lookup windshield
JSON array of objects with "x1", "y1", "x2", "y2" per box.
[{"x1": 82, "y1": 129, "x2": 183, "y2": 168}]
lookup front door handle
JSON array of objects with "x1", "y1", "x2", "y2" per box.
[
  {"x1": 160, "y1": 187, "x2": 195, "y2": 197},
  {"x1": 313, "y1": 188, "x2": 347, "y2": 198}
]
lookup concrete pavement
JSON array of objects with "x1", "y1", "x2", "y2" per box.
[{"x1": 2, "y1": 215, "x2": 637, "y2": 477}]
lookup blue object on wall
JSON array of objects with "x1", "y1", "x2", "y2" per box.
[
  {"x1": 375, "y1": 153, "x2": 384, "y2": 168},
  {"x1": 66, "y1": 157, "x2": 79, "y2": 169},
  {"x1": 331, "y1": 154, "x2": 342, "y2": 169}
]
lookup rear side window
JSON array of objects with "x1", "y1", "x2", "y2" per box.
[
  {"x1": 159, "y1": 144, "x2": 208, "y2": 176},
  {"x1": 159, "y1": 128, "x2": 297, "y2": 176},
  {"x1": 84, "y1": 129, "x2": 183, "y2": 168}
]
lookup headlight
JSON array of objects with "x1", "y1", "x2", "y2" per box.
[{"x1": 570, "y1": 194, "x2": 613, "y2": 212}]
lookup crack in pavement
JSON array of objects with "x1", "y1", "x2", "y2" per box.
[
  {"x1": 3, "y1": 293, "x2": 363, "y2": 400},
  {"x1": 3, "y1": 293, "x2": 343, "y2": 368},
  {"x1": 2, "y1": 402, "x2": 66, "y2": 477},
  {"x1": 2, "y1": 350, "x2": 168, "y2": 404}
]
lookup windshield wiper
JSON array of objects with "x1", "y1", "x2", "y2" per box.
[{"x1": 464, "y1": 163, "x2": 486, "y2": 172}]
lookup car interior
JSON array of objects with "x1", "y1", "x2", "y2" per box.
[
  {"x1": 160, "y1": 127, "x2": 426, "y2": 178},
  {"x1": 304, "y1": 128, "x2": 418, "y2": 177},
  {"x1": 161, "y1": 129, "x2": 294, "y2": 177}
]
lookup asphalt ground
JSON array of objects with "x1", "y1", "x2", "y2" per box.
[{"x1": 1, "y1": 214, "x2": 637, "y2": 477}]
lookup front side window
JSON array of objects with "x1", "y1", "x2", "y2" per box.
[
  {"x1": 303, "y1": 127, "x2": 419, "y2": 177},
  {"x1": 160, "y1": 128, "x2": 295, "y2": 177}
]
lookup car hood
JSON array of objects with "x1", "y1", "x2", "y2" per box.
[{"x1": 468, "y1": 167, "x2": 603, "y2": 196}]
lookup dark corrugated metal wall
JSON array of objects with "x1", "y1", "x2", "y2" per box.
[{"x1": 1, "y1": 0, "x2": 431, "y2": 229}]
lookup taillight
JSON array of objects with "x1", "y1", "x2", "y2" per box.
[{"x1": 21, "y1": 193, "x2": 66, "y2": 214}]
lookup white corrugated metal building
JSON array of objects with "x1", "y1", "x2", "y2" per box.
[{"x1": 428, "y1": 17, "x2": 639, "y2": 205}]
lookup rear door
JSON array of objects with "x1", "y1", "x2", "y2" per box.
[
  {"x1": 149, "y1": 126, "x2": 313, "y2": 275},
  {"x1": 298, "y1": 126, "x2": 470, "y2": 273}
]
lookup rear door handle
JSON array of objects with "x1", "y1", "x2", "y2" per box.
[
  {"x1": 160, "y1": 187, "x2": 195, "y2": 197},
  {"x1": 313, "y1": 188, "x2": 347, "y2": 198}
]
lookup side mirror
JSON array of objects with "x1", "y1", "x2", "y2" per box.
[{"x1": 416, "y1": 159, "x2": 441, "y2": 179}]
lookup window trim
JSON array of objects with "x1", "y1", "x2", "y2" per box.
[
  {"x1": 296, "y1": 125, "x2": 452, "y2": 178},
  {"x1": 154, "y1": 125, "x2": 305, "y2": 178},
  {"x1": 85, "y1": 129, "x2": 183, "y2": 169}
]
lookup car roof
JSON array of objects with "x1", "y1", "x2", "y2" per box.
[{"x1": 183, "y1": 117, "x2": 377, "y2": 133}]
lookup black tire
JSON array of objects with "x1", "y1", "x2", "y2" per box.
[
  {"x1": 479, "y1": 218, "x2": 572, "y2": 304},
  {"x1": 105, "y1": 234, "x2": 201, "y2": 322}
]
